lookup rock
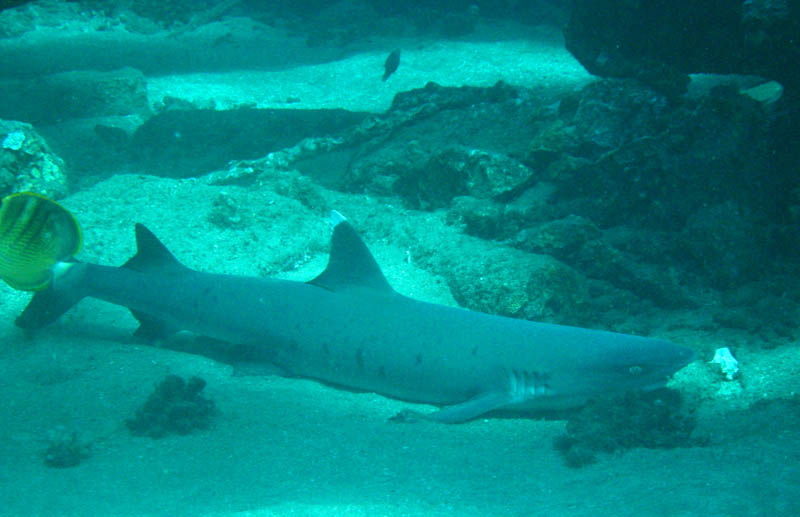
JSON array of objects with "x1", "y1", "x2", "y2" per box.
[
  {"x1": 340, "y1": 81, "x2": 539, "y2": 204},
  {"x1": 574, "y1": 236, "x2": 693, "y2": 309},
  {"x1": 0, "y1": 119, "x2": 68, "y2": 198},
  {"x1": 393, "y1": 146, "x2": 535, "y2": 209},
  {"x1": 36, "y1": 114, "x2": 142, "y2": 182},
  {"x1": 515, "y1": 215, "x2": 601, "y2": 256},
  {"x1": 443, "y1": 245, "x2": 588, "y2": 324},
  {"x1": 0, "y1": 67, "x2": 149, "y2": 125},
  {"x1": 564, "y1": 0, "x2": 800, "y2": 97},
  {"x1": 549, "y1": 80, "x2": 771, "y2": 231},
  {"x1": 680, "y1": 201, "x2": 766, "y2": 290},
  {"x1": 554, "y1": 388, "x2": 701, "y2": 468},
  {"x1": 447, "y1": 197, "x2": 521, "y2": 241},
  {"x1": 131, "y1": 107, "x2": 368, "y2": 177}
]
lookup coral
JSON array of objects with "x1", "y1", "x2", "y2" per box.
[
  {"x1": 127, "y1": 375, "x2": 216, "y2": 438},
  {"x1": 42, "y1": 428, "x2": 90, "y2": 468},
  {"x1": 0, "y1": 120, "x2": 68, "y2": 198}
]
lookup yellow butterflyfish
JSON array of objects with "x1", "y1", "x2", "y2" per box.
[{"x1": 0, "y1": 192, "x2": 81, "y2": 291}]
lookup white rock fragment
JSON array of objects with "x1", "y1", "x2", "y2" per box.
[
  {"x1": 740, "y1": 80, "x2": 783, "y2": 105},
  {"x1": 2, "y1": 130, "x2": 26, "y2": 151},
  {"x1": 709, "y1": 347, "x2": 740, "y2": 380}
]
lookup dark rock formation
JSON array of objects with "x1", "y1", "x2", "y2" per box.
[
  {"x1": 554, "y1": 388, "x2": 701, "y2": 468},
  {"x1": 205, "y1": 78, "x2": 800, "y2": 338},
  {"x1": 564, "y1": 0, "x2": 800, "y2": 98}
]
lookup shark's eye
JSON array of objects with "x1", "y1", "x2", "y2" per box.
[{"x1": 628, "y1": 365, "x2": 643, "y2": 375}]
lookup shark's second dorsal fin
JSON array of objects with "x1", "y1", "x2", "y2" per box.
[
  {"x1": 123, "y1": 224, "x2": 188, "y2": 275},
  {"x1": 309, "y1": 211, "x2": 395, "y2": 294}
]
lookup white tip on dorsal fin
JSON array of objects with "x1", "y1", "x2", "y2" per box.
[
  {"x1": 330, "y1": 210, "x2": 346, "y2": 228},
  {"x1": 310, "y1": 210, "x2": 395, "y2": 294}
]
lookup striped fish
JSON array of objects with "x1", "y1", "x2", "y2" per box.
[{"x1": 0, "y1": 192, "x2": 81, "y2": 291}]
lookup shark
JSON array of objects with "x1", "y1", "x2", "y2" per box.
[{"x1": 15, "y1": 210, "x2": 694, "y2": 423}]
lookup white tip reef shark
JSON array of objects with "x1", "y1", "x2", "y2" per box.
[{"x1": 16, "y1": 211, "x2": 694, "y2": 423}]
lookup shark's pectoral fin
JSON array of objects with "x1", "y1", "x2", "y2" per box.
[
  {"x1": 390, "y1": 391, "x2": 512, "y2": 424},
  {"x1": 130, "y1": 310, "x2": 181, "y2": 341}
]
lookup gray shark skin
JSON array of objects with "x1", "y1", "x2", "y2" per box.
[{"x1": 17, "y1": 213, "x2": 694, "y2": 423}]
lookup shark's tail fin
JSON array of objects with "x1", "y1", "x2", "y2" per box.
[
  {"x1": 0, "y1": 191, "x2": 86, "y2": 330},
  {"x1": 15, "y1": 262, "x2": 88, "y2": 330}
]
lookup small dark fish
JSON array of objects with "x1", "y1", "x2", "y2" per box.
[{"x1": 383, "y1": 49, "x2": 401, "y2": 81}]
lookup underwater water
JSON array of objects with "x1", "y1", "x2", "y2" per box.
[{"x1": 0, "y1": 1, "x2": 799, "y2": 515}]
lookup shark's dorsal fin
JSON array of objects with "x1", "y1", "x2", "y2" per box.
[
  {"x1": 309, "y1": 211, "x2": 395, "y2": 294},
  {"x1": 124, "y1": 224, "x2": 189, "y2": 339},
  {"x1": 123, "y1": 224, "x2": 188, "y2": 275}
]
